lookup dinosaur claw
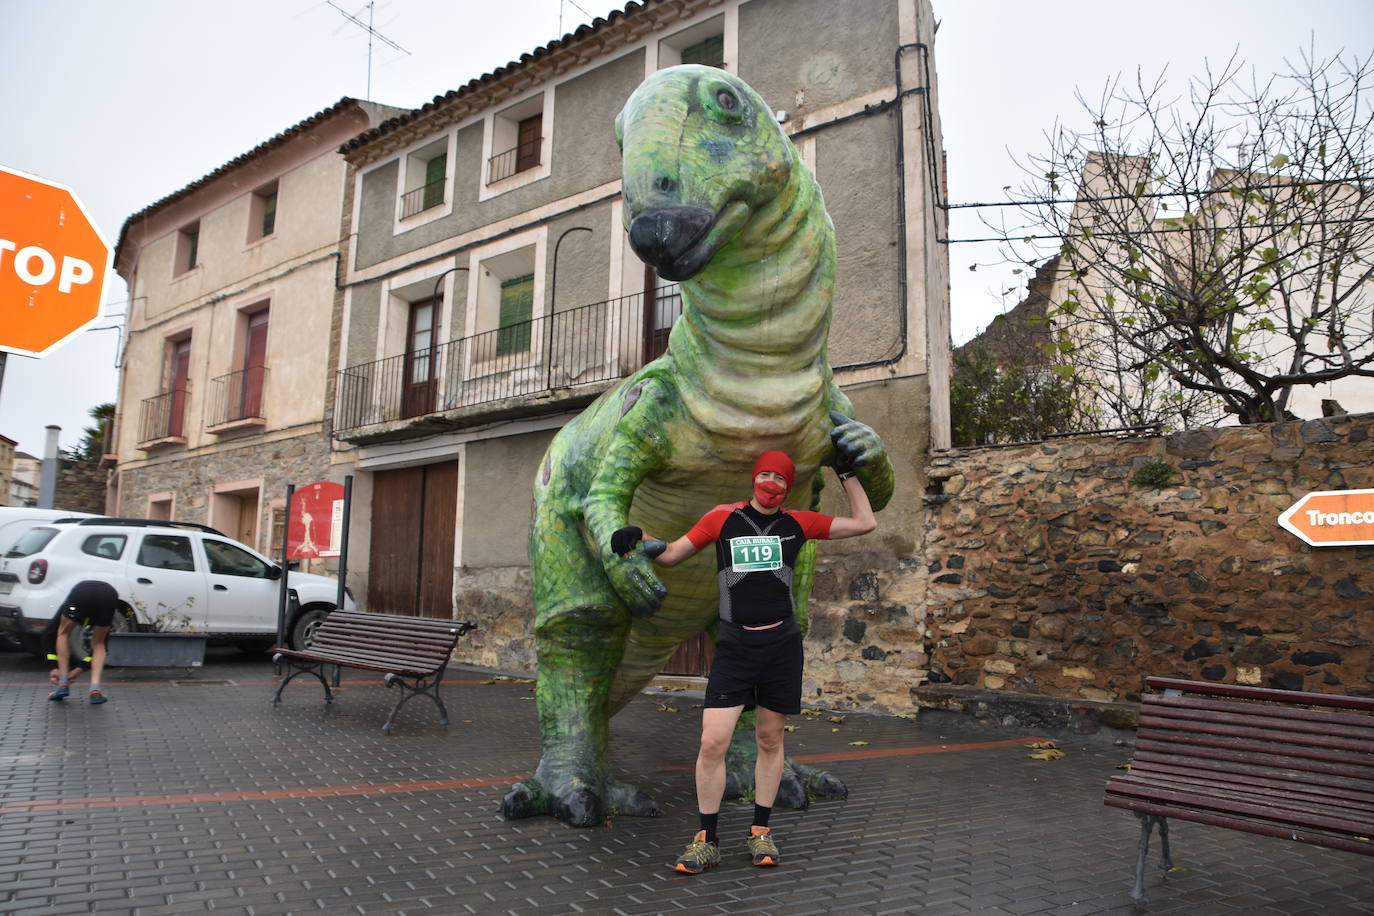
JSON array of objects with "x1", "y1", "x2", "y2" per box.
[
  {"x1": 556, "y1": 787, "x2": 603, "y2": 827},
  {"x1": 828, "y1": 409, "x2": 851, "y2": 426}
]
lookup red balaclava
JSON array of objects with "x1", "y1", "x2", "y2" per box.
[{"x1": 752, "y1": 450, "x2": 795, "y2": 510}]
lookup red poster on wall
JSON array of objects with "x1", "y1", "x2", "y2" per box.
[{"x1": 289, "y1": 481, "x2": 346, "y2": 559}]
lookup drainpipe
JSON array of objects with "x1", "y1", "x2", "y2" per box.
[{"x1": 38, "y1": 425, "x2": 60, "y2": 509}]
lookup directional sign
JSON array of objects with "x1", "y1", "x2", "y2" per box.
[
  {"x1": 0, "y1": 164, "x2": 111, "y2": 357},
  {"x1": 1277, "y1": 489, "x2": 1374, "y2": 547}
]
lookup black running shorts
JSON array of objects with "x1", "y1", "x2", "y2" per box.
[
  {"x1": 703, "y1": 617, "x2": 803, "y2": 715},
  {"x1": 59, "y1": 581, "x2": 119, "y2": 628}
]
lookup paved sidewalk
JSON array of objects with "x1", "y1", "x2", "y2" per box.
[{"x1": 1, "y1": 646, "x2": 1370, "y2": 915}]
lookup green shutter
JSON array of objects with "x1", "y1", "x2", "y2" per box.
[
  {"x1": 423, "y1": 154, "x2": 446, "y2": 210},
  {"x1": 496, "y1": 274, "x2": 534, "y2": 355},
  {"x1": 681, "y1": 34, "x2": 724, "y2": 69}
]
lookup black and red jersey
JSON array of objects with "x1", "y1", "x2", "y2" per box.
[{"x1": 685, "y1": 502, "x2": 833, "y2": 627}]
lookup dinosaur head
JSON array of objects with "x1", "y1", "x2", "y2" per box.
[{"x1": 617, "y1": 65, "x2": 794, "y2": 281}]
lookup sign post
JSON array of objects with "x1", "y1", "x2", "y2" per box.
[
  {"x1": 1278, "y1": 490, "x2": 1374, "y2": 547},
  {"x1": 0, "y1": 165, "x2": 111, "y2": 358}
]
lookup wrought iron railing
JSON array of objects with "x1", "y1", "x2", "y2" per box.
[
  {"x1": 399, "y1": 178, "x2": 445, "y2": 219},
  {"x1": 207, "y1": 366, "x2": 268, "y2": 427},
  {"x1": 487, "y1": 136, "x2": 542, "y2": 184},
  {"x1": 334, "y1": 286, "x2": 680, "y2": 434},
  {"x1": 138, "y1": 386, "x2": 190, "y2": 444}
]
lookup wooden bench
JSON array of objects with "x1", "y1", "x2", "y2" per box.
[
  {"x1": 1105, "y1": 676, "x2": 1374, "y2": 900},
  {"x1": 272, "y1": 611, "x2": 475, "y2": 734}
]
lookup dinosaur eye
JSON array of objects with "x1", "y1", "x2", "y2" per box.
[
  {"x1": 716, "y1": 89, "x2": 737, "y2": 111},
  {"x1": 701, "y1": 81, "x2": 745, "y2": 124}
]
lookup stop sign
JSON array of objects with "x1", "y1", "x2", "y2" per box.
[{"x1": 0, "y1": 164, "x2": 111, "y2": 357}]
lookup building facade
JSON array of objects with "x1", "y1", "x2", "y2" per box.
[
  {"x1": 331, "y1": 0, "x2": 949, "y2": 678},
  {"x1": 0, "y1": 435, "x2": 14, "y2": 507},
  {"x1": 110, "y1": 99, "x2": 405, "y2": 554}
]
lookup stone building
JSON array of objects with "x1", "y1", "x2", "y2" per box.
[
  {"x1": 0, "y1": 435, "x2": 14, "y2": 507},
  {"x1": 330, "y1": 0, "x2": 949, "y2": 677},
  {"x1": 8, "y1": 453, "x2": 38, "y2": 507},
  {"x1": 109, "y1": 98, "x2": 405, "y2": 552}
]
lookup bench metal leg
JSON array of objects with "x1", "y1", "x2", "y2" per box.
[
  {"x1": 271, "y1": 654, "x2": 334, "y2": 705},
  {"x1": 380, "y1": 669, "x2": 450, "y2": 734},
  {"x1": 1131, "y1": 813, "x2": 1171, "y2": 901}
]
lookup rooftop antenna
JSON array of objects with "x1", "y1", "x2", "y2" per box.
[
  {"x1": 559, "y1": 0, "x2": 596, "y2": 36},
  {"x1": 327, "y1": 1, "x2": 410, "y2": 99}
]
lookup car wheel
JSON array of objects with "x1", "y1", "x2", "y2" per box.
[{"x1": 290, "y1": 607, "x2": 331, "y2": 650}]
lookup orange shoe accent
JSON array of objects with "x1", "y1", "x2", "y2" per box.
[{"x1": 748, "y1": 824, "x2": 780, "y2": 867}]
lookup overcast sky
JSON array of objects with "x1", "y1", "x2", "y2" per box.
[{"x1": 1, "y1": 0, "x2": 1369, "y2": 455}]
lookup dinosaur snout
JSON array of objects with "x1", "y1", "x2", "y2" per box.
[{"x1": 628, "y1": 206, "x2": 713, "y2": 277}]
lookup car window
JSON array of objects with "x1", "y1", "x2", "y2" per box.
[
  {"x1": 5, "y1": 527, "x2": 59, "y2": 558},
  {"x1": 82, "y1": 534, "x2": 128, "y2": 560},
  {"x1": 136, "y1": 534, "x2": 196, "y2": 571},
  {"x1": 203, "y1": 539, "x2": 272, "y2": 578}
]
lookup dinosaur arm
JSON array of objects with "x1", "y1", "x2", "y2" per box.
[
  {"x1": 582, "y1": 378, "x2": 676, "y2": 614},
  {"x1": 826, "y1": 390, "x2": 895, "y2": 512}
]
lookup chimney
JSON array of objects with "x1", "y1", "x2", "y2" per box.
[{"x1": 38, "y1": 425, "x2": 60, "y2": 509}]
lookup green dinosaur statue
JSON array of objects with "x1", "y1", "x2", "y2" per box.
[{"x1": 501, "y1": 65, "x2": 895, "y2": 827}]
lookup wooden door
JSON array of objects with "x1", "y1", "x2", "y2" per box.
[
  {"x1": 516, "y1": 114, "x2": 542, "y2": 173},
  {"x1": 402, "y1": 299, "x2": 437, "y2": 418},
  {"x1": 236, "y1": 493, "x2": 259, "y2": 549},
  {"x1": 168, "y1": 338, "x2": 192, "y2": 437},
  {"x1": 241, "y1": 310, "x2": 269, "y2": 419},
  {"x1": 661, "y1": 634, "x2": 714, "y2": 677},
  {"x1": 367, "y1": 462, "x2": 457, "y2": 618},
  {"x1": 642, "y1": 266, "x2": 681, "y2": 362}
]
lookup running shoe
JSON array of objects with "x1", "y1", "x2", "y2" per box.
[
  {"x1": 673, "y1": 830, "x2": 720, "y2": 874},
  {"x1": 48, "y1": 685, "x2": 69, "y2": 702},
  {"x1": 747, "y1": 825, "x2": 779, "y2": 866},
  {"x1": 88, "y1": 690, "x2": 107, "y2": 705}
]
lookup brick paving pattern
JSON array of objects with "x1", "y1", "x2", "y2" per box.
[{"x1": 1, "y1": 647, "x2": 1370, "y2": 915}]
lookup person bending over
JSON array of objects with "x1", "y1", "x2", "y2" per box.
[
  {"x1": 611, "y1": 450, "x2": 876, "y2": 874},
  {"x1": 48, "y1": 580, "x2": 119, "y2": 705}
]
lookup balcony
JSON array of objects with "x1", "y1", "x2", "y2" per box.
[
  {"x1": 487, "y1": 136, "x2": 542, "y2": 185},
  {"x1": 138, "y1": 386, "x2": 190, "y2": 450},
  {"x1": 334, "y1": 286, "x2": 681, "y2": 442},
  {"x1": 206, "y1": 366, "x2": 268, "y2": 434},
  {"x1": 399, "y1": 178, "x2": 445, "y2": 219}
]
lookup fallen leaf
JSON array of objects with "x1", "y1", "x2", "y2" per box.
[
  {"x1": 1115, "y1": 763, "x2": 1132, "y2": 771},
  {"x1": 1167, "y1": 866, "x2": 1189, "y2": 874},
  {"x1": 1028, "y1": 748, "x2": 1065, "y2": 761},
  {"x1": 831, "y1": 727, "x2": 841, "y2": 733},
  {"x1": 826, "y1": 715, "x2": 846, "y2": 724},
  {"x1": 783, "y1": 725, "x2": 798, "y2": 732},
  {"x1": 1027, "y1": 740, "x2": 1059, "y2": 750},
  {"x1": 800, "y1": 709, "x2": 824, "y2": 717},
  {"x1": 892, "y1": 713, "x2": 916, "y2": 719},
  {"x1": 657, "y1": 704, "x2": 678, "y2": 713},
  {"x1": 848, "y1": 740, "x2": 870, "y2": 747}
]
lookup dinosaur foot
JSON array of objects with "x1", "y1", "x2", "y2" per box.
[
  {"x1": 501, "y1": 774, "x2": 660, "y2": 827},
  {"x1": 723, "y1": 756, "x2": 848, "y2": 810}
]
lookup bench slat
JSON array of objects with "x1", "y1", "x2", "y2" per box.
[
  {"x1": 1131, "y1": 749, "x2": 1374, "y2": 798},
  {"x1": 1136, "y1": 727, "x2": 1374, "y2": 773},
  {"x1": 1134, "y1": 737, "x2": 1374, "y2": 783},
  {"x1": 1139, "y1": 712, "x2": 1374, "y2": 755},
  {"x1": 1106, "y1": 776, "x2": 1374, "y2": 836},
  {"x1": 1144, "y1": 697, "x2": 1374, "y2": 742},
  {"x1": 1146, "y1": 677, "x2": 1374, "y2": 713},
  {"x1": 308, "y1": 632, "x2": 453, "y2": 659},
  {"x1": 291, "y1": 643, "x2": 448, "y2": 672},
  {"x1": 1103, "y1": 795, "x2": 1374, "y2": 857},
  {"x1": 1147, "y1": 693, "x2": 1374, "y2": 731},
  {"x1": 1120, "y1": 765, "x2": 1374, "y2": 817}
]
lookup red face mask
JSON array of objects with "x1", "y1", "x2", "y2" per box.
[{"x1": 754, "y1": 479, "x2": 787, "y2": 509}]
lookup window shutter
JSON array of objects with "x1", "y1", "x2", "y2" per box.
[
  {"x1": 423, "y1": 154, "x2": 446, "y2": 209},
  {"x1": 681, "y1": 35, "x2": 725, "y2": 69},
  {"x1": 496, "y1": 274, "x2": 534, "y2": 355}
]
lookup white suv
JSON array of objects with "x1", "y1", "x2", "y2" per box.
[{"x1": 0, "y1": 518, "x2": 355, "y2": 657}]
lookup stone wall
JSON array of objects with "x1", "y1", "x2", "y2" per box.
[
  {"x1": 921, "y1": 413, "x2": 1373, "y2": 705},
  {"x1": 56, "y1": 460, "x2": 109, "y2": 514}
]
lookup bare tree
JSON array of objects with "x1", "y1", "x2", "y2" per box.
[{"x1": 993, "y1": 49, "x2": 1374, "y2": 426}]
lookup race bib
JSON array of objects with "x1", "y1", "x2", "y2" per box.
[{"x1": 729, "y1": 535, "x2": 782, "y2": 572}]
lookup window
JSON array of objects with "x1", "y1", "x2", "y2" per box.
[
  {"x1": 248, "y1": 182, "x2": 277, "y2": 241},
  {"x1": 680, "y1": 34, "x2": 724, "y2": 68},
  {"x1": 175, "y1": 223, "x2": 200, "y2": 274},
  {"x1": 401, "y1": 138, "x2": 449, "y2": 219},
  {"x1": 204, "y1": 539, "x2": 272, "y2": 578},
  {"x1": 240, "y1": 308, "x2": 269, "y2": 420},
  {"x1": 136, "y1": 534, "x2": 196, "y2": 571},
  {"x1": 489, "y1": 95, "x2": 545, "y2": 184},
  {"x1": 497, "y1": 275, "x2": 534, "y2": 355},
  {"x1": 82, "y1": 534, "x2": 127, "y2": 560},
  {"x1": 402, "y1": 297, "x2": 439, "y2": 417},
  {"x1": 5, "y1": 527, "x2": 58, "y2": 558},
  {"x1": 167, "y1": 336, "x2": 192, "y2": 439},
  {"x1": 659, "y1": 16, "x2": 727, "y2": 71}
]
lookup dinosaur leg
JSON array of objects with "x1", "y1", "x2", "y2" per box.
[{"x1": 501, "y1": 606, "x2": 651, "y2": 825}]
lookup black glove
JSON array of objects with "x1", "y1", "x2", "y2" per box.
[{"x1": 610, "y1": 526, "x2": 643, "y2": 557}]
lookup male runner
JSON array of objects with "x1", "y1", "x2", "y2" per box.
[
  {"x1": 611, "y1": 450, "x2": 876, "y2": 873},
  {"x1": 48, "y1": 580, "x2": 119, "y2": 705}
]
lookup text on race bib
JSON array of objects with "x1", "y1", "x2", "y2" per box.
[{"x1": 729, "y1": 535, "x2": 783, "y2": 572}]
